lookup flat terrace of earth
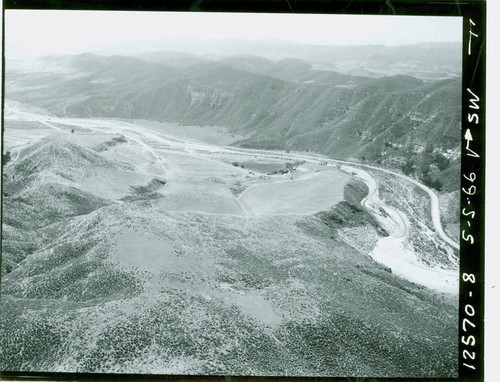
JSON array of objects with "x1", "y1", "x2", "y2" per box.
[
  {"x1": 1, "y1": 99, "x2": 460, "y2": 376},
  {"x1": 3, "y1": 105, "x2": 459, "y2": 293},
  {"x1": 5, "y1": 50, "x2": 462, "y2": 196}
]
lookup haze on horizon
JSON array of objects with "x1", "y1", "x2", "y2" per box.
[{"x1": 6, "y1": 10, "x2": 462, "y2": 58}]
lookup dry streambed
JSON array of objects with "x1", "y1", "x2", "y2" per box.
[
  {"x1": 342, "y1": 165, "x2": 458, "y2": 294},
  {"x1": 1, "y1": 107, "x2": 459, "y2": 376}
]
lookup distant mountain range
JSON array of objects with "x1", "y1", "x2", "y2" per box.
[
  {"x1": 2, "y1": 42, "x2": 461, "y2": 374},
  {"x1": 6, "y1": 42, "x2": 461, "y2": 190},
  {"x1": 99, "y1": 39, "x2": 462, "y2": 80}
]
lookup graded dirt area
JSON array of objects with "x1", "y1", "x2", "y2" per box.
[
  {"x1": 82, "y1": 167, "x2": 152, "y2": 199},
  {"x1": 239, "y1": 170, "x2": 349, "y2": 216},
  {"x1": 1, "y1": 108, "x2": 459, "y2": 377},
  {"x1": 130, "y1": 119, "x2": 246, "y2": 146},
  {"x1": 152, "y1": 181, "x2": 246, "y2": 215},
  {"x1": 111, "y1": 227, "x2": 207, "y2": 276}
]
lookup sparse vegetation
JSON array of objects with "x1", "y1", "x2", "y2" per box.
[
  {"x1": 318, "y1": 180, "x2": 387, "y2": 237},
  {"x1": 0, "y1": 129, "x2": 458, "y2": 377},
  {"x1": 1, "y1": 45, "x2": 460, "y2": 376}
]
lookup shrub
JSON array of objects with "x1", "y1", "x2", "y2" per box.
[
  {"x1": 402, "y1": 158, "x2": 415, "y2": 176},
  {"x1": 420, "y1": 163, "x2": 430, "y2": 175},
  {"x1": 2, "y1": 151, "x2": 11, "y2": 165},
  {"x1": 421, "y1": 174, "x2": 443, "y2": 191},
  {"x1": 434, "y1": 153, "x2": 450, "y2": 171}
]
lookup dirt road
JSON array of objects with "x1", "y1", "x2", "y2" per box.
[{"x1": 5, "y1": 107, "x2": 459, "y2": 293}]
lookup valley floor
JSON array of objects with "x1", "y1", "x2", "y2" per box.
[{"x1": 1, "y1": 102, "x2": 459, "y2": 376}]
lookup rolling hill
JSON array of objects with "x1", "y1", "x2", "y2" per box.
[
  {"x1": 100, "y1": 40, "x2": 461, "y2": 80},
  {"x1": 1, "y1": 40, "x2": 462, "y2": 376},
  {"x1": 7, "y1": 51, "x2": 461, "y2": 191},
  {"x1": 1, "y1": 134, "x2": 458, "y2": 375}
]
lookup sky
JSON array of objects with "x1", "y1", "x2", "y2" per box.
[{"x1": 5, "y1": 10, "x2": 462, "y2": 57}]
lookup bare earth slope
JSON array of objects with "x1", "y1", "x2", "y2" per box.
[
  {"x1": 6, "y1": 53, "x2": 460, "y2": 191},
  {"x1": 1, "y1": 109, "x2": 458, "y2": 376}
]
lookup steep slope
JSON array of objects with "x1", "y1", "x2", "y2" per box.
[
  {"x1": 4, "y1": 138, "x2": 124, "y2": 194},
  {"x1": 6, "y1": 53, "x2": 461, "y2": 190},
  {"x1": 1, "y1": 138, "x2": 126, "y2": 272},
  {"x1": 1, "y1": 156, "x2": 458, "y2": 376},
  {"x1": 6, "y1": 54, "x2": 180, "y2": 115},
  {"x1": 2, "y1": 45, "x2": 461, "y2": 376}
]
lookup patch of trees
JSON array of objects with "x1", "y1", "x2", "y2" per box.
[
  {"x1": 2, "y1": 151, "x2": 11, "y2": 165},
  {"x1": 423, "y1": 145, "x2": 451, "y2": 170},
  {"x1": 401, "y1": 158, "x2": 415, "y2": 176},
  {"x1": 434, "y1": 152, "x2": 450, "y2": 171},
  {"x1": 402, "y1": 155, "x2": 444, "y2": 190},
  {"x1": 268, "y1": 160, "x2": 305, "y2": 175},
  {"x1": 421, "y1": 173, "x2": 443, "y2": 191},
  {"x1": 420, "y1": 163, "x2": 430, "y2": 175},
  {"x1": 401, "y1": 147, "x2": 451, "y2": 180}
]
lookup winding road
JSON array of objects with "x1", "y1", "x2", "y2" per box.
[
  {"x1": 6, "y1": 106, "x2": 458, "y2": 244},
  {"x1": 6, "y1": 105, "x2": 459, "y2": 250},
  {"x1": 339, "y1": 165, "x2": 458, "y2": 294},
  {"x1": 5, "y1": 106, "x2": 459, "y2": 292},
  {"x1": 215, "y1": 147, "x2": 459, "y2": 250}
]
